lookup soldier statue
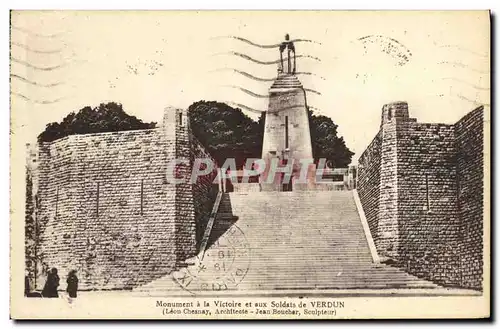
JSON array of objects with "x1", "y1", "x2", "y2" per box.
[{"x1": 279, "y1": 34, "x2": 296, "y2": 74}]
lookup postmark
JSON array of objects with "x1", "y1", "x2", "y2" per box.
[
  {"x1": 172, "y1": 224, "x2": 251, "y2": 294},
  {"x1": 357, "y1": 35, "x2": 412, "y2": 66}
]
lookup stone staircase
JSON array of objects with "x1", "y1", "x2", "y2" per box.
[
  {"x1": 270, "y1": 73, "x2": 303, "y2": 90},
  {"x1": 135, "y1": 190, "x2": 454, "y2": 294}
]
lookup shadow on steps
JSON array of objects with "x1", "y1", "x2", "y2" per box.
[
  {"x1": 206, "y1": 216, "x2": 239, "y2": 250},
  {"x1": 204, "y1": 193, "x2": 240, "y2": 251}
]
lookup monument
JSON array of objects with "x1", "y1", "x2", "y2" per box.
[{"x1": 260, "y1": 34, "x2": 315, "y2": 191}]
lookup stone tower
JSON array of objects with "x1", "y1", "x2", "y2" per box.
[
  {"x1": 378, "y1": 101, "x2": 410, "y2": 260},
  {"x1": 260, "y1": 34, "x2": 314, "y2": 191}
]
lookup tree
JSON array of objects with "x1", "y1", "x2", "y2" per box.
[
  {"x1": 188, "y1": 101, "x2": 354, "y2": 168},
  {"x1": 188, "y1": 101, "x2": 263, "y2": 167},
  {"x1": 37, "y1": 100, "x2": 354, "y2": 168},
  {"x1": 308, "y1": 110, "x2": 354, "y2": 168},
  {"x1": 38, "y1": 102, "x2": 157, "y2": 143}
]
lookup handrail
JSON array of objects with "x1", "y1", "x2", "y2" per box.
[
  {"x1": 198, "y1": 190, "x2": 224, "y2": 261},
  {"x1": 352, "y1": 189, "x2": 380, "y2": 264}
]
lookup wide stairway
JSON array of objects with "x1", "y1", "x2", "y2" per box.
[{"x1": 135, "y1": 190, "x2": 448, "y2": 294}]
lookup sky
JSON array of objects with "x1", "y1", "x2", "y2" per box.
[{"x1": 10, "y1": 11, "x2": 490, "y2": 163}]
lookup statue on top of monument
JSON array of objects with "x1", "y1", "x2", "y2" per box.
[{"x1": 279, "y1": 34, "x2": 296, "y2": 75}]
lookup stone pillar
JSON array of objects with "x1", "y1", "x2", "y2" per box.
[
  {"x1": 260, "y1": 74, "x2": 314, "y2": 191},
  {"x1": 163, "y1": 107, "x2": 197, "y2": 263},
  {"x1": 378, "y1": 101, "x2": 410, "y2": 261}
]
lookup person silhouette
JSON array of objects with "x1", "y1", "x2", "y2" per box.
[
  {"x1": 41, "y1": 268, "x2": 60, "y2": 298},
  {"x1": 66, "y1": 270, "x2": 79, "y2": 298},
  {"x1": 24, "y1": 272, "x2": 30, "y2": 297}
]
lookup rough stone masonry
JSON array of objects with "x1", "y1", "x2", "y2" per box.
[
  {"x1": 357, "y1": 102, "x2": 484, "y2": 290},
  {"x1": 26, "y1": 108, "x2": 218, "y2": 290}
]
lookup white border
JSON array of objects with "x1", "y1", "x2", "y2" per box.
[{"x1": 2, "y1": 1, "x2": 497, "y2": 328}]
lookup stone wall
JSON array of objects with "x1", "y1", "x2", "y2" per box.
[
  {"x1": 357, "y1": 132, "x2": 381, "y2": 246},
  {"x1": 378, "y1": 102, "x2": 414, "y2": 260},
  {"x1": 190, "y1": 136, "x2": 219, "y2": 249},
  {"x1": 357, "y1": 103, "x2": 485, "y2": 290},
  {"x1": 32, "y1": 108, "x2": 219, "y2": 290},
  {"x1": 397, "y1": 122, "x2": 460, "y2": 286},
  {"x1": 36, "y1": 129, "x2": 178, "y2": 290},
  {"x1": 172, "y1": 109, "x2": 220, "y2": 260},
  {"x1": 456, "y1": 107, "x2": 484, "y2": 290},
  {"x1": 173, "y1": 109, "x2": 197, "y2": 263}
]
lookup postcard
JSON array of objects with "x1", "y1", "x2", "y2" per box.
[{"x1": 10, "y1": 10, "x2": 490, "y2": 319}]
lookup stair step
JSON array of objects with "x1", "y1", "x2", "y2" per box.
[{"x1": 135, "y1": 191, "x2": 443, "y2": 292}]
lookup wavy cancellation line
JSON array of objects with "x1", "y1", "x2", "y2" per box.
[
  {"x1": 11, "y1": 56, "x2": 86, "y2": 72},
  {"x1": 213, "y1": 52, "x2": 322, "y2": 65},
  {"x1": 303, "y1": 88, "x2": 322, "y2": 96},
  {"x1": 438, "y1": 44, "x2": 489, "y2": 58},
  {"x1": 11, "y1": 57, "x2": 68, "y2": 71},
  {"x1": 222, "y1": 86, "x2": 269, "y2": 98},
  {"x1": 442, "y1": 77, "x2": 490, "y2": 91},
  {"x1": 11, "y1": 25, "x2": 67, "y2": 39},
  {"x1": 11, "y1": 91, "x2": 67, "y2": 104},
  {"x1": 437, "y1": 61, "x2": 490, "y2": 74},
  {"x1": 10, "y1": 73, "x2": 64, "y2": 87},
  {"x1": 210, "y1": 68, "x2": 275, "y2": 82},
  {"x1": 293, "y1": 71, "x2": 327, "y2": 81},
  {"x1": 210, "y1": 68, "x2": 327, "y2": 81},
  {"x1": 11, "y1": 41, "x2": 63, "y2": 55},
  {"x1": 211, "y1": 36, "x2": 322, "y2": 48},
  {"x1": 454, "y1": 93, "x2": 490, "y2": 108},
  {"x1": 227, "y1": 102, "x2": 323, "y2": 115},
  {"x1": 222, "y1": 85, "x2": 322, "y2": 98},
  {"x1": 225, "y1": 102, "x2": 265, "y2": 114}
]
